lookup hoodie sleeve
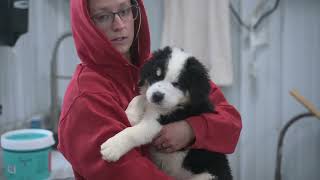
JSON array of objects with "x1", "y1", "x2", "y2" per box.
[
  {"x1": 186, "y1": 81, "x2": 242, "y2": 154},
  {"x1": 58, "y1": 93, "x2": 173, "y2": 180}
]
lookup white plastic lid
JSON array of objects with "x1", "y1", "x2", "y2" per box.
[{"x1": 1, "y1": 129, "x2": 55, "y2": 151}]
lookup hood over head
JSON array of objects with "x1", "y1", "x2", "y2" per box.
[{"x1": 70, "y1": 0, "x2": 151, "y2": 67}]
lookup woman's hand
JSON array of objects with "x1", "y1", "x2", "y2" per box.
[{"x1": 152, "y1": 121, "x2": 195, "y2": 153}]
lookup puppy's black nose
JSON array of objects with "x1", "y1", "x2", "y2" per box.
[{"x1": 152, "y1": 92, "x2": 164, "y2": 103}]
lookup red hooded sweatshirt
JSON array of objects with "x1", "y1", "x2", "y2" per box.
[{"x1": 58, "y1": 0, "x2": 242, "y2": 179}]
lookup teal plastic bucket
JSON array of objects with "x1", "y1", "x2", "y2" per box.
[{"x1": 1, "y1": 129, "x2": 55, "y2": 180}]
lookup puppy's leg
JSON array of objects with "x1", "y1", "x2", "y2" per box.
[
  {"x1": 125, "y1": 95, "x2": 146, "y2": 126},
  {"x1": 188, "y1": 173, "x2": 216, "y2": 180},
  {"x1": 101, "y1": 111, "x2": 162, "y2": 162}
]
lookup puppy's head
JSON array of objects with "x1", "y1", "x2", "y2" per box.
[{"x1": 139, "y1": 46, "x2": 211, "y2": 111}]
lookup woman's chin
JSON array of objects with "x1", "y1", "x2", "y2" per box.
[{"x1": 113, "y1": 45, "x2": 130, "y2": 57}]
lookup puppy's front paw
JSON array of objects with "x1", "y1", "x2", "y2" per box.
[
  {"x1": 100, "y1": 137, "x2": 128, "y2": 162},
  {"x1": 127, "y1": 115, "x2": 140, "y2": 126},
  {"x1": 189, "y1": 173, "x2": 216, "y2": 180}
]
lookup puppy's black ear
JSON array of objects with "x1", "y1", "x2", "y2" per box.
[
  {"x1": 138, "y1": 79, "x2": 145, "y2": 87},
  {"x1": 138, "y1": 67, "x2": 148, "y2": 94},
  {"x1": 139, "y1": 60, "x2": 152, "y2": 87},
  {"x1": 183, "y1": 57, "x2": 211, "y2": 105},
  {"x1": 152, "y1": 46, "x2": 172, "y2": 61},
  {"x1": 139, "y1": 59, "x2": 154, "y2": 94},
  {"x1": 138, "y1": 79, "x2": 148, "y2": 95}
]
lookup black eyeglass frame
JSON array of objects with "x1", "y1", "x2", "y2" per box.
[{"x1": 91, "y1": 5, "x2": 140, "y2": 25}]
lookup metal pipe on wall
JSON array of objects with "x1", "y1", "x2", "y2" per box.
[{"x1": 50, "y1": 32, "x2": 72, "y2": 134}]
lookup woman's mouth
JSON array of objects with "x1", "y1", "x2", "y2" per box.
[{"x1": 111, "y1": 37, "x2": 127, "y2": 42}]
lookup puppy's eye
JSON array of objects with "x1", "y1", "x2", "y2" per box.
[
  {"x1": 156, "y1": 68, "x2": 162, "y2": 77},
  {"x1": 172, "y1": 82, "x2": 179, "y2": 87}
]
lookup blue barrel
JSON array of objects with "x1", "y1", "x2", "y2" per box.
[{"x1": 1, "y1": 129, "x2": 55, "y2": 180}]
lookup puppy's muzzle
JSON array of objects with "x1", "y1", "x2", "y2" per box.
[{"x1": 152, "y1": 91, "x2": 164, "y2": 104}]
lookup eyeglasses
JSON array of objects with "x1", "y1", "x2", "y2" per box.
[{"x1": 91, "y1": 5, "x2": 139, "y2": 27}]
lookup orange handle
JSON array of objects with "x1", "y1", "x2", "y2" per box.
[{"x1": 290, "y1": 89, "x2": 320, "y2": 120}]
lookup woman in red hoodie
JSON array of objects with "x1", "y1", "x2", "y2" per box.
[{"x1": 58, "y1": 0, "x2": 242, "y2": 179}]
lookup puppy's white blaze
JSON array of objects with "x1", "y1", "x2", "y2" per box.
[{"x1": 165, "y1": 48, "x2": 190, "y2": 82}]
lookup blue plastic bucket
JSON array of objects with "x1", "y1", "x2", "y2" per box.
[{"x1": 1, "y1": 129, "x2": 55, "y2": 180}]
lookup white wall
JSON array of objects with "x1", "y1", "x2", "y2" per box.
[
  {"x1": 237, "y1": 0, "x2": 320, "y2": 180},
  {"x1": 0, "y1": 0, "x2": 319, "y2": 180},
  {"x1": 144, "y1": 0, "x2": 164, "y2": 51},
  {"x1": 0, "y1": 0, "x2": 76, "y2": 134}
]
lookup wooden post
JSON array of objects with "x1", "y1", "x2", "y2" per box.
[{"x1": 290, "y1": 89, "x2": 320, "y2": 120}]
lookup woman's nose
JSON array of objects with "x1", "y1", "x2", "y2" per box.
[{"x1": 111, "y1": 14, "x2": 125, "y2": 31}]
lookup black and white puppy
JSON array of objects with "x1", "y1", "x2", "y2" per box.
[{"x1": 101, "y1": 46, "x2": 232, "y2": 180}]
